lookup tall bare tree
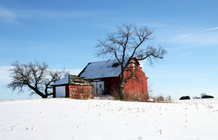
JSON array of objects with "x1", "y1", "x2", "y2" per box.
[
  {"x1": 7, "y1": 61, "x2": 69, "y2": 98},
  {"x1": 96, "y1": 23, "x2": 167, "y2": 100}
]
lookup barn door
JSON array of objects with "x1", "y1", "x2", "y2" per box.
[
  {"x1": 91, "y1": 82, "x2": 97, "y2": 95},
  {"x1": 97, "y1": 81, "x2": 104, "y2": 95},
  {"x1": 55, "y1": 86, "x2": 66, "y2": 98},
  {"x1": 91, "y1": 81, "x2": 104, "y2": 96}
]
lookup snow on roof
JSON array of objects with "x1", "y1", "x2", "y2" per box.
[
  {"x1": 52, "y1": 75, "x2": 91, "y2": 86},
  {"x1": 52, "y1": 75, "x2": 69, "y2": 86},
  {"x1": 79, "y1": 60, "x2": 123, "y2": 79}
]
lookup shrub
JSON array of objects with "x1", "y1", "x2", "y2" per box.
[
  {"x1": 165, "y1": 95, "x2": 173, "y2": 102},
  {"x1": 202, "y1": 95, "x2": 214, "y2": 99},
  {"x1": 179, "y1": 96, "x2": 190, "y2": 100},
  {"x1": 109, "y1": 85, "x2": 120, "y2": 100}
]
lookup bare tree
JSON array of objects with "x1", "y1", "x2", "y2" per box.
[
  {"x1": 7, "y1": 61, "x2": 69, "y2": 98},
  {"x1": 96, "y1": 23, "x2": 167, "y2": 100},
  {"x1": 147, "y1": 80, "x2": 153, "y2": 94}
]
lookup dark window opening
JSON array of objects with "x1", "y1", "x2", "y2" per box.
[{"x1": 112, "y1": 62, "x2": 119, "y2": 67}]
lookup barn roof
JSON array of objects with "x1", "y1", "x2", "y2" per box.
[
  {"x1": 78, "y1": 59, "x2": 139, "y2": 79},
  {"x1": 52, "y1": 75, "x2": 91, "y2": 86}
]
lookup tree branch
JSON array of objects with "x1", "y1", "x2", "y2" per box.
[
  {"x1": 95, "y1": 23, "x2": 167, "y2": 100},
  {"x1": 7, "y1": 61, "x2": 69, "y2": 98}
]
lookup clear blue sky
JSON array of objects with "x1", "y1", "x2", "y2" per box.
[{"x1": 0, "y1": 0, "x2": 218, "y2": 100}]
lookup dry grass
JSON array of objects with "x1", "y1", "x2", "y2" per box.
[
  {"x1": 151, "y1": 95, "x2": 173, "y2": 103},
  {"x1": 108, "y1": 85, "x2": 120, "y2": 100}
]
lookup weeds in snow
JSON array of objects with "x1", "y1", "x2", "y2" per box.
[
  {"x1": 150, "y1": 95, "x2": 173, "y2": 103},
  {"x1": 157, "y1": 129, "x2": 162, "y2": 134},
  {"x1": 10, "y1": 126, "x2": 14, "y2": 131}
]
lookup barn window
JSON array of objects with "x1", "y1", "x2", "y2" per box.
[{"x1": 132, "y1": 62, "x2": 135, "y2": 69}]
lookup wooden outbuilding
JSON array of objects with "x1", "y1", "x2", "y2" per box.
[
  {"x1": 52, "y1": 75, "x2": 93, "y2": 99},
  {"x1": 78, "y1": 59, "x2": 148, "y2": 101}
]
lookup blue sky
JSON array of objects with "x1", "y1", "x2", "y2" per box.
[{"x1": 0, "y1": 0, "x2": 218, "y2": 100}]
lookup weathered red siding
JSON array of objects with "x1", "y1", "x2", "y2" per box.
[
  {"x1": 123, "y1": 64, "x2": 148, "y2": 101},
  {"x1": 66, "y1": 85, "x2": 69, "y2": 97},
  {"x1": 69, "y1": 85, "x2": 93, "y2": 99},
  {"x1": 53, "y1": 86, "x2": 56, "y2": 98}
]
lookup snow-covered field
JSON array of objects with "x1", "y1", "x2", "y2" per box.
[{"x1": 0, "y1": 99, "x2": 218, "y2": 140}]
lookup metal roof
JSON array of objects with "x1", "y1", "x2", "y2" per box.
[{"x1": 52, "y1": 75, "x2": 92, "y2": 86}]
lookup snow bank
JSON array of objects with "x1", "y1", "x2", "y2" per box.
[{"x1": 0, "y1": 99, "x2": 218, "y2": 140}]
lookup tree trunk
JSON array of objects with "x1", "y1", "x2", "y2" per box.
[
  {"x1": 118, "y1": 72, "x2": 125, "y2": 100},
  {"x1": 118, "y1": 84, "x2": 124, "y2": 100},
  {"x1": 42, "y1": 95, "x2": 48, "y2": 98},
  {"x1": 28, "y1": 85, "x2": 48, "y2": 98}
]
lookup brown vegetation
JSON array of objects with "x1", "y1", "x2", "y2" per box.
[{"x1": 151, "y1": 94, "x2": 173, "y2": 103}]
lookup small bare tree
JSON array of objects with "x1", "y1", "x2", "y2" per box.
[
  {"x1": 96, "y1": 23, "x2": 167, "y2": 100},
  {"x1": 7, "y1": 61, "x2": 69, "y2": 98}
]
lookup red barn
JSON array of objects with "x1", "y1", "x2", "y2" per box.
[
  {"x1": 78, "y1": 59, "x2": 148, "y2": 101},
  {"x1": 52, "y1": 75, "x2": 93, "y2": 99}
]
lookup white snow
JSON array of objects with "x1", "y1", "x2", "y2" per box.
[
  {"x1": 79, "y1": 60, "x2": 122, "y2": 79},
  {"x1": 147, "y1": 98, "x2": 155, "y2": 102},
  {"x1": 1, "y1": 99, "x2": 218, "y2": 140}
]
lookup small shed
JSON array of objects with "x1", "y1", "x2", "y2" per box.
[{"x1": 52, "y1": 75, "x2": 93, "y2": 99}]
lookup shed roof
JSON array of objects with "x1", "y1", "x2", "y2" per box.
[
  {"x1": 52, "y1": 75, "x2": 91, "y2": 86},
  {"x1": 78, "y1": 59, "x2": 138, "y2": 79}
]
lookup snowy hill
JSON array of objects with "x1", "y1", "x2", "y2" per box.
[{"x1": 0, "y1": 99, "x2": 218, "y2": 140}]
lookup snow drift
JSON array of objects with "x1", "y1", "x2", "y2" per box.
[{"x1": 0, "y1": 99, "x2": 218, "y2": 140}]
